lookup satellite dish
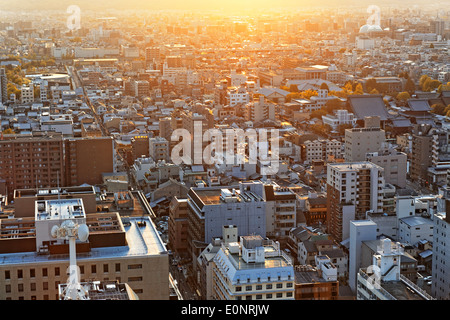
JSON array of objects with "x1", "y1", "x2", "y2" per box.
[
  {"x1": 51, "y1": 225, "x2": 59, "y2": 238},
  {"x1": 77, "y1": 224, "x2": 89, "y2": 242}
]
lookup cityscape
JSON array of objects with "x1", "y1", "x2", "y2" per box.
[{"x1": 0, "y1": 0, "x2": 449, "y2": 305}]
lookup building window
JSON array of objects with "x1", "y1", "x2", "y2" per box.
[
  {"x1": 103, "y1": 264, "x2": 109, "y2": 273},
  {"x1": 115, "y1": 264, "x2": 121, "y2": 272},
  {"x1": 236, "y1": 287, "x2": 242, "y2": 292},
  {"x1": 266, "y1": 284, "x2": 273, "y2": 289},
  {"x1": 276, "y1": 283, "x2": 283, "y2": 289},
  {"x1": 256, "y1": 294, "x2": 262, "y2": 300},
  {"x1": 266, "y1": 293, "x2": 272, "y2": 299},
  {"x1": 42, "y1": 268, "x2": 48, "y2": 277},
  {"x1": 276, "y1": 293, "x2": 283, "y2": 298},
  {"x1": 91, "y1": 265, "x2": 97, "y2": 274},
  {"x1": 55, "y1": 267, "x2": 60, "y2": 277},
  {"x1": 17, "y1": 269, "x2": 23, "y2": 279},
  {"x1": 245, "y1": 295, "x2": 252, "y2": 300},
  {"x1": 43, "y1": 282, "x2": 49, "y2": 290},
  {"x1": 31, "y1": 283, "x2": 36, "y2": 291},
  {"x1": 5, "y1": 284, "x2": 11, "y2": 293},
  {"x1": 245, "y1": 285, "x2": 252, "y2": 291},
  {"x1": 128, "y1": 264, "x2": 143, "y2": 270},
  {"x1": 5, "y1": 270, "x2": 10, "y2": 280},
  {"x1": 18, "y1": 283, "x2": 24, "y2": 292},
  {"x1": 30, "y1": 269, "x2": 36, "y2": 278},
  {"x1": 256, "y1": 285, "x2": 262, "y2": 290},
  {"x1": 128, "y1": 277, "x2": 143, "y2": 282}
]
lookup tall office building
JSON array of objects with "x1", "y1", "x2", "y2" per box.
[
  {"x1": 64, "y1": 137, "x2": 115, "y2": 187},
  {"x1": 349, "y1": 220, "x2": 377, "y2": 293},
  {"x1": 0, "y1": 68, "x2": 7, "y2": 104},
  {"x1": 432, "y1": 204, "x2": 450, "y2": 300},
  {"x1": 327, "y1": 162, "x2": 384, "y2": 242},
  {"x1": 0, "y1": 134, "x2": 65, "y2": 199},
  {"x1": 410, "y1": 124, "x2": 439, "y2": 184}
]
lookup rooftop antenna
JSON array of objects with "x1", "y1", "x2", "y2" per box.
[{"x1": 51, "y1": 220, "x2": 90, "y2": 300}]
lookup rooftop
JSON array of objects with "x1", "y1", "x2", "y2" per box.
[{"x1": 0, "y1": 216, "x2": 167, "y2": 265}]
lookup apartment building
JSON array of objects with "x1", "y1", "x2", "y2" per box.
[
  {"x1": 186, "y1": 184, "x2": 267, "y2": 265},
  {"x1": 327, "y1": 162, "x2": 385, "y2": 242},
  {"x1": 131, "y1": 134, "x2": 150, "y2": 162},
  {"x1": 227, "y1": 86, "x2": 250, "y2": 106},
  {"x1": 0, "y1": 134, "x2": 64, "y2": 199},
  {"x1": 246, "y1": 96, "x2": 275, "y2": 123},
  {"x1": 21, "y1": 84, "x2": 34, "y2": 104},
  {"x1": 294, "y1": 257, "x2": 339, "y2": 300},
  {"x1": 432, "y1": 208, "x2": 450, "y2": 300},
  {"x1": 64, "y1": 137, "x2": 115, "y2": 187},
  {"x1": 302, "y1": 139, "x2": 342, "y2": 162},
  {"x1": 398, "y1": 216, "x2": 434, "y2": 246},
  {"x1": 0, "y1": 198, "x2": 169, "y2": 300},
  {"x1": 366, "y1": 148, "x2": 408, "y2": 188},
  {"x1": 0, "y1": 68, "x2": 6, "y2": 104},
  {"x1": 149, "y1": 136, "x2": 170, "y2": 162},
  {"x1": 263, "y1": 182, "x2": 297, "y2": 239},
  {"x1": 168, "y1": 196, "x2": 189, "y2": 256},
  {"x1": 410, "y1": 124, "x2": 439, "y2": 184},
  {"x1": 322, "y1": 109, "x2": 356, "y2": 130},
  {"x1": 212, "y1": 235, "x2": 295, "y2": 300},
  {"x1": 344, "y1": 117, "x2": 386, "y2": 162}
]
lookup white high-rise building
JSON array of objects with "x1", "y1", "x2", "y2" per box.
[
  {"x1": 349, "y1": 220, "x2": 377, "y2": 293},
  {"x1": 432, "y1": 209, "x2": 450, "y2": 300},
  {"x1": 212, "y1": 235, "x2": 295, "y2": 300}
]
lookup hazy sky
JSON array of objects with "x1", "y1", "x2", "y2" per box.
[{"x1": 0, "y1": 0, "x2": 447, "y2": 12}]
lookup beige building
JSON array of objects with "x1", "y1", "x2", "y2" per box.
[
  {"x1": 0, "y1": 198, "x2": 169, "y2": 300},
  {"x1": 344, "y1": 117, "x2": 385, "y2": 162},
  {"x1": 366, "y1": 148, "x2": 408, "y2": 188}
]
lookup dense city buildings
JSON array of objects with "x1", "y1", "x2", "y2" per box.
[{"x1": 0, "y1": 0, "x2": 448, "y2": 304}]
